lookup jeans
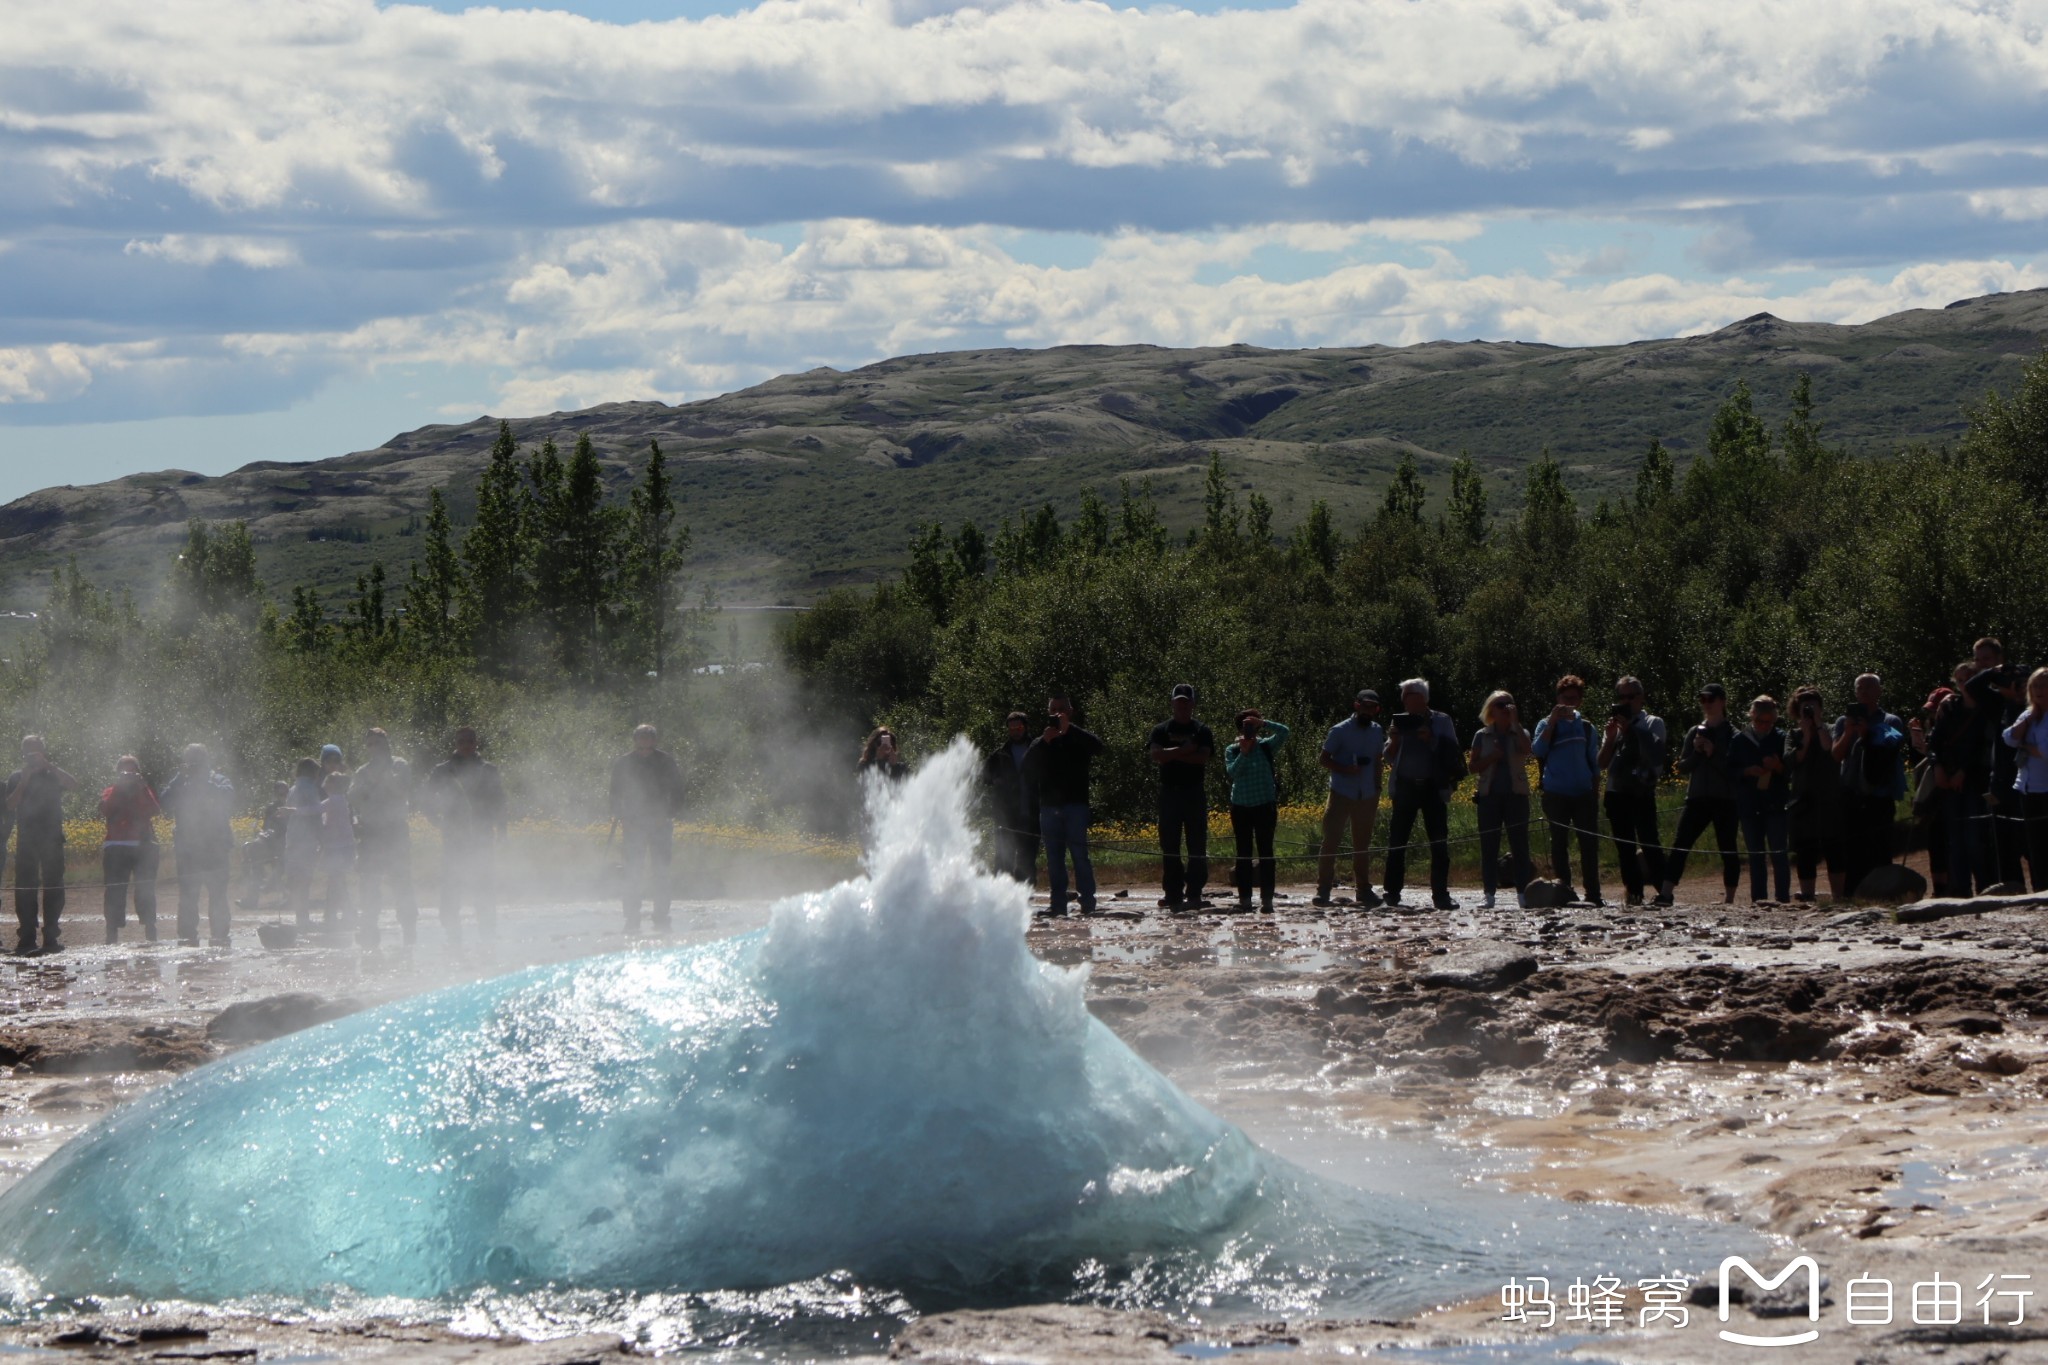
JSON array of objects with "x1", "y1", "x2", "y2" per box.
[
  {"x1": 1317, "y1": 792, "x2": 1378, "y2": 895},
  {"x1": 356, "y1": 826, "x2": 417, "y2": 945},
  {"x1": 1384, "y1": 779, "x2": 1449, "y2": 898},
  {"x1": 1475, "y1": 792, "x2": 1532, "y2": 897},
  {"x1": 1158, "y1": 785, "x2": 1209, "y2": 902},
  {"x1": 1540, "y1": 791, "x2": 1602, "y2": 896},
  {"x1": 1739, "y1": 805, "x2": 1791, "y2": 902},
  {"x1": 1039, "y1": 802, "x2": 1096, "y2": 914},
  {"x1": 621, "y1": 818, "x2": 674, "y2": 928},
  {"x1": 103, "y1": 843, "x2": 160, "y2": 942},
  {"x1": 1602, "y1": 791, "x2": 1666, "y2": 899},
  {"x1": 1943, "y1": 788, "x2": 1993, "y2": 898},
  {"x1": 1666, "y1": 797, "x2": 1740, "y2": 893},
  {"x1": 176, "y1": 848, "x2": 232, "y2": 946},
  {"x1": 1230, "y1": 801, "x2": 1278, "y2": 901},
  {"x1": 14, "y1": 831, "x2": 64, "y2": 951}
]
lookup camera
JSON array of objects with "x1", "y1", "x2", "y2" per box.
[
  {"x1": 1045, "y1": 715, "x2": 1063, "y2": 731},
  {"x1": 1392, "y1": 713, "x2": 1425, "y2": 735},
  {"x1": 1239, "y1": 719, "x2": 1261, "y2": 738},
  {"x1": 1844, "y1": 702, "x2": 1869, "y2": 723},
  {"x1": 1608, "y1": 702, "x2": 1633, "y2": 722}
]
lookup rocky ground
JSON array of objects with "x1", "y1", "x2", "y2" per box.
[{"x1": 3, "y1": 883, "x2": 2048, "y2": 1361}]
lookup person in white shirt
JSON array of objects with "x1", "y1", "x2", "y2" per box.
[{"x1": 2000, "y1": 666, "x2": 2048, "y2": 891}]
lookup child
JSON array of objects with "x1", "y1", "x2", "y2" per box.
[
  {"x1": 319, "y1": 769, "x2": 357, "y2": 928},
  {"x1": 284, "y1": 758, "x2": 324, "y2": 928}
]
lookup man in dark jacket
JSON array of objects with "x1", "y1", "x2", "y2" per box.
[
  {"x1": 159, "y1": 742, "x2": 235, "y2": 947},
  {"x1": 6, "y1": 735, "x2": 78, "y2": 953},
  {"x1": 984, "y1": 711, "x2": 1038, "y2": 884},
  {"x1": 1023, "y1": 693, "x2": 1105, "y2": 917},
  {"x1": 610, "y1": 723, "x2": 686, "y2": 933},
  {"x1": 1659, "y1": 683, "x2": 1740, "y2": 906},
  {"x1": 1381, "y1": 678, "x2": 1461, "y2": 911},
  {"x1": 1598, "y1": 676, "x2": 1669, "y2": 906},
  {"x1": 424, "y1": 727, "x2": 507, "y2": 942},
  {"x1": 353, "y1": 727, "x2": 417, "y2": 947},
  {"x1": 1148, "y1": 683, "x2": 1215, "y2": 910},
  {"x1": 1831, "y1": 673, "x2": 1906, "y2": 896}
]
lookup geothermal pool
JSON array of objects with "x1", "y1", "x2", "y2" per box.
[{"x1": 0, "y1": 743, "x2": 1757, "y2": 1357}]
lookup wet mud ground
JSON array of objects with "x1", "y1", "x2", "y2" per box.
[{"x1": 4, "y1": 878, "x2": 2048, "y2": 1361}]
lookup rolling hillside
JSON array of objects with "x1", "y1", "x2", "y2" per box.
[{"x1": 6, "y1": 288, "x2": 2046, "y2": 608}]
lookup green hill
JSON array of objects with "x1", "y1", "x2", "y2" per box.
[{"x1": 7, "y1": 288, "x2": 2046, "y2": 607}]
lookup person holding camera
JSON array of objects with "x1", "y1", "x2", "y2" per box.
[
  {"x1": 1597, "y1": 676, "x2": 1667, "y2": 907},
  {"x1": 160, "y1": 742, "x2": 236, "y2": 947},
  {"x1": 1830, "y1": 673, "x2": 1906, "y2": 896},
  {"x1": 1531, "y1": 674, "x2": 1602, "y2": 905},
  {"x1": 5, "y1": 736, "x2": 79, "y2": 954},
  {"x1": 984, "y1": 711, "x2": 1039, "y2": 885},
  {"x1": 1149, "y1": 684, "x2": 1216, "y2": 910},
  {"x1": 1786, "y1": 686, "x2": 1846, "y2": 901},
  {"x1": 1382, "y1": 678, "x2": 1460, "y2": 910},
  {"x1": 1469, "y1": 691, "x2": 1533, "y2": 909},
  {"x1": 1314, "y1": 689, "x2": 1385, "y2": 909},
  {"x1": 100, "y1": 755, "x2": 161, "y2": 944},
  {"x1": 2000, "y1": 666, "x2": 2048, "y2": 891},
  {"x1": 1024, "y1": 693, "x2": 1105, "y2": 917},
  {"x1": 1658, "y1": 683, "x2": 1740, "y2": 907},
  {"x1": 1965, "y1": 639, "x2": 2028, "y2": 888},
  {"x1": 1731, "y1": 696, "x2": 1792, "y2": 903},
  {"x1": 1930, "y1": 642, "x2": 2007, "y2": 897},
  {"x1": 1224, "y1": 708, "x2": 1289, "y2": 913}
]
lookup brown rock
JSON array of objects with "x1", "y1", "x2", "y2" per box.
[
  {"x1": 0, "y1": 1020, "x2": 213, "y2": 1074},
  {"x1": 205, "y1": 993, "x2": 362, "y2": 1045}
]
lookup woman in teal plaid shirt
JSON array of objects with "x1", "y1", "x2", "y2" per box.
[{"x1": 1225, "y1": 709, "x2": 1290, "y2": 912}]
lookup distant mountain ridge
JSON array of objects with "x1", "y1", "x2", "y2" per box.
[{"x1": 8, "y1": 288, "x2": 2047, "y2": 606}]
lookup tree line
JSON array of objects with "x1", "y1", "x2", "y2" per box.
[{"x1": 786, "y1": 351, "x2": 2048, "y2": 825}]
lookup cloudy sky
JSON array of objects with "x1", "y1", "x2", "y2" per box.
[{"x1": 3, "y1": 0, "x2": 2046, "y2": 501}]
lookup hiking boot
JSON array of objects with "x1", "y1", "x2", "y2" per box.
[
  {"x1": 1654, "y1": 890, "x2": 1675, "y2": 907},
  {"x1": 1355, "y1": 887, "x2": 1383, "y2": 909},
  {"x1": 1582, "y1": 889, "x2": 1604, "y2": 907},
  {"x1": 1233, "y1": 894, "x2": 1254, "y2": 913},
  {"x1": 1382, "y1": 891, "x2": 1404, "y2": 909},
  {"x1": 1311, "y1": 891, "x2": 1334, "y2": 908},
  {"x1": 1479, "y1": 891, "x2": 1496, "y2": 909},
  {"x1": 1259, "y1": 893, "x2": 1275, "y2": 914},
  {"x1": 1157, "y1": 897, "x2": 1185, "y2": 910},
  {"x1": 1432, "y1": 890, "x2": 1457, "y2": 910}
]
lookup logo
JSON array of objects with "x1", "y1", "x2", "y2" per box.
[{"x1": 1718, "y1": 1255, "x2": 1821, "y2": 1347}]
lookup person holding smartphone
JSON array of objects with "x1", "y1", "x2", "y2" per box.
[
  {"x1": 1731, "y1": 696, "x2": 1792, "y2": 904},
  {"x1": 1024, "y1": 693, "x2": 1105, "y2": 917},
  {"x1": 1659, "y1": 683, "x2": 1739, "y2": 907},
  {"x1": 1469, "y1": 691, "x2": 1533, "y2": 909},
  {"x1": 1597, "y1": 676, "x2": 1668, "y2": 907},
  {"x1": 6, "y1": 736, "x2": 78, "y2": 954},
  {"x1": 1382, "y1": 679, "x2": 1460, "y2": 910},
  {"x1": 1224, "y1": 708, "x2": 1289, "y2": 913},
  {"x1": 2000, "y1": 666, "x2": 2048, "y2": 891},
  {"x1": 1531, "y1": 674, "x2": 1602, "y2": 905}
]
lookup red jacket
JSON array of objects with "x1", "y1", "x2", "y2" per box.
[{"x1": 101, "y1": 780, "x2": 161, "y2": 845}]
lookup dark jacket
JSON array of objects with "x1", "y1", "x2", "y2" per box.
[
  {"x1": 984, "y1": 739, "x2": 1037, "y2": 825},
  {"x1": 1675, "y1": 719, "x2": 1738, "y2": 803},
  {"x1": 424, "y1": 754, "x2": 506, "y2": 841},
  {"x1": 160, "y1": 769, "x2": 237, "y2": 858},
  {"x1": 1024, "y1": 725, "x2": 1105, "y2": 807},
  {"x1": 610, "y1": 748, "x2": 685, "y2": 822}
]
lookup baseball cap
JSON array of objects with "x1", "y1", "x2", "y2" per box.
[
  {"x1": 1697, "y1": 682, "x2": 1727, "y2": 702},
  {"x1": 1355, "y1": 689, "x2": 1381, "y2": 706},
  {"x1": 1170, "y1": 683, "x2": 1197, "y2": 701}
]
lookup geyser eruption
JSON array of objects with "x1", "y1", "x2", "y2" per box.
[{"x1": 0, "y1": 741, "x2": 1280, "y2": 1304}]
